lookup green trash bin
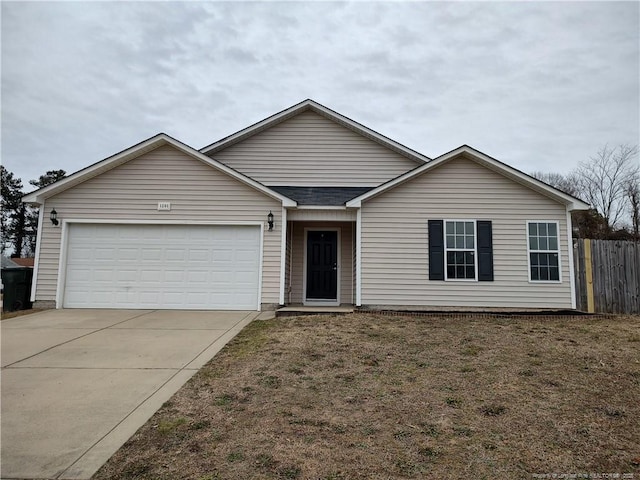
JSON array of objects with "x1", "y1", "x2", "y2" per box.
[{"x1": 1, "y1": 267, "x2": 33, "y2": 312}]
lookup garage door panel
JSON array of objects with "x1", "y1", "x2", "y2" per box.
[
  {"x1": 116, "y1": 269, "x2": 137, "y2": 282},
  {"x1": 166, "y1": 229, "x2": 188, "y2": 241},
  {"x1": 66, "y1": 268, "x2": 92, "y2": 282},
  {"x1": 186, "y1": 271, "x2": 208, "y2": 284},
  {"x1": 115, "y1": 290, "x2": 137, "y2": 303},
  {"x1": 63, "y1": 224, "x2": 260, "y2": 310},
  {"x1": 188, "y1": 249, "x2": 211, "y2": 262},
  {"x1": 93, "y1": 291, "x2": 116, "y2": 303},
  {"x1": 211, "y1": 249, "x2": 232, "y2": 261},
  {"x1": 67, "y1": 246, "x2": 94, "y2": 262},
  {"x1": 118, "y1": 248, "x2": 139, "y2": 261},
  {"x1": 118, "y1": 226, "x2": 140, "y2": 240},
  {"x1": 139, "y1": 272, "x2": 162, "y2": 284},
  {"x1": 235, "y1": 270, "x2": 257, "y2": 281},
  {"x1": 236, "y1": 261, "x2": 258, "y2": 271},
  {"x1": 165, "y1": 249, "x2": 187, "y2": 262},
  {"x1": 186, "y1": 292, "x2": 209, "y2": 304},
  {"x1": 93, "y1": 269, "x2": 116, "y2": 281},
  {"x1": 163, "y1": 270, "x2": 185, "y2": 282},
  {"x1": 142, "y1": 249, "x2": 162, "y2": 261}
]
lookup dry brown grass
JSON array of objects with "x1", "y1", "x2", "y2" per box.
[{"x1": 94, "y1": 313, "x2": 640, "y2": 480}]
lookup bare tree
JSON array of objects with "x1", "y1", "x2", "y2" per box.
[
  {"x1": 529, "y1": 171, "x2": 581, "y2": 197},
  {"x1": 626, "y1": 172, "x2": 640, "y2": 240},
  {"x1": 575, "y1": 144, "x2": 639, "y2": 232}
]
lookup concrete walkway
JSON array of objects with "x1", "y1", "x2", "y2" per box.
[{"x1": 1, "y1": 309, "x2": 259, "y2": 480}]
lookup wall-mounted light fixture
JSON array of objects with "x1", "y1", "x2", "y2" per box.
[
  {"x1": 267, "y1": 211, "x2": 274, "y2": 231},
  {"x1": 50, "y1": 208, "x2": 59, "y2": 226}
]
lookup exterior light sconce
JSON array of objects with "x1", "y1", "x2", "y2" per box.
[
  {"x1": 267, "y1": 211, "x2": 274, "y2": 231},
  {"x1": 50, "y1": 208, "x2": 59, "y2": 226}
]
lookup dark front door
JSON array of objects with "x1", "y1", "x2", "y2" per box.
[{"x1": 306, "y1": 231, "x2": 338, "y2": 300}]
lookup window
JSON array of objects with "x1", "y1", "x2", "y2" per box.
[
  {"x1": 527, "y1": 221, "x2": 560, "y2": 282},
  {"x1": 445, "y1": 221, "x2": 476, "y2": 280},
  {"x1": 429, "y1": 219, "x2": 493, "y2": 282}
]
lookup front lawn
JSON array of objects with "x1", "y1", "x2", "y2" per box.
[{"x1": 94, "y1": 313, "x2": 640, "y2": 480}]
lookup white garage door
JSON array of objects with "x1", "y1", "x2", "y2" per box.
[{"x1": 63, "y1": 224, "x2": 261, "y2": 310}]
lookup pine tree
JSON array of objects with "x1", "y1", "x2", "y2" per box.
[{"x1": 1, "y1": 166, "x2": 26, "y2": 255}]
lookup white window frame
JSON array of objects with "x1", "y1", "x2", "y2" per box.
[
  {"x1": 526, "y1": 220, "x2": 562, "y2": 283},
  {"x1": 444, "y1": 219, "x2": 478, "y2": 282}
]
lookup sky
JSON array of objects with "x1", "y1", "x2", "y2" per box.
[{"x1": 2, "y1": 1, "x2": 639, "y2": 193}]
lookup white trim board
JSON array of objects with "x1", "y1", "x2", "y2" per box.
[
  {"x1": 54, "y1": 220, "x2": 265, "y2": 310},
  {"x1": 30, "y1": 204, "x2": 45, "y2": 302},
  {"x1": 56, "y1": 219, "x2": 265, "y2": 226},
  {"x1": 279, "y1": 207, "x2": 287, "y2": 306}
]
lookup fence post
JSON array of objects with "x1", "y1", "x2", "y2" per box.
[{"x1": 584, "y1": 238, "x2": 595, "y2": 313}]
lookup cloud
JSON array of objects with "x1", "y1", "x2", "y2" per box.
[{"x1": 1, "y1": 1, "x2": 638, "y2": 187}]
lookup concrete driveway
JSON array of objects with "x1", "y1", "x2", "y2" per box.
[{"x1": 1, "y1": 309, "x2": 261, "y2": 480}]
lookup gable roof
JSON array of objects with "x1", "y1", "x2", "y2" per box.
[
  {"x1": 22, "y1": 134, "x2": 297, "y2": 206},
  {"x1": 346, "y1": 145, "x2": 591, "y2": 212},
  {"x1": 200, "y1": 99, "x2": 431, "y2": 165},
  {"x1": 270, "y1": 186, "x2": 373, "y2": 206}
]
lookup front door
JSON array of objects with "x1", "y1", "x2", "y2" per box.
[{"x1": 306, "y1": 230, "x2": 338, "y2": 301}]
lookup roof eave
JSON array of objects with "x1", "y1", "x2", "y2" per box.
[
  {"x1": 22, "y1": 135, "x2": 168, "y2": 205},
  {"x1": 200, "y1": 99, "x2": 430, "y2": 164},
  {"x1": 567, "y1": 200, "x2": 591, "y2": 212},
  {"x1": 22, "y1": 134, "x2": 297, "y2": 207},
  {"x1": 346, "y1": 145, "x2": 592, "y2": 210}
]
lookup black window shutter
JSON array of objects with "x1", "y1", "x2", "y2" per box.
[
  {"x1": 428, "y1": 220, "x2": 444, "y2": 280},
  {"x1": 477, "y1": 220, "x2": 494, "y2": 281}
]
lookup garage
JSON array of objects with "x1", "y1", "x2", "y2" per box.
[{"x1": 62, "y1": 224, "x2": 261, "y2": 310}]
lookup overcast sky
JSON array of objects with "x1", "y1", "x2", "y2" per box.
[{"x1": 2, "y1": 1, "x2": 638, "y2": 192}]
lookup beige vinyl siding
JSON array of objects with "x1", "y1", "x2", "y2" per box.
[
  {"x1": 34, "y1": 145, "x2": 282, "y2": 305},
  {"x1": 288, "y1": 222, "x2": 353, "y2": 304},
  {"x1": 360, "y1": 155, "x2": 573, "y2": 309},
  {"x1": 212, "y1": 111, "x2": 418, "y2": 187}
]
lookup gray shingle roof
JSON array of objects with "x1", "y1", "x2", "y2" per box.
[{"x1": 270, "y1": 186, "x2": 374, "y2": 206}]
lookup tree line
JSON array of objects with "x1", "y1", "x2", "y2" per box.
[
  {"x1": 1, "y1": 167, "x2": 66, "y2": 257},
  {"x1": 531, "y1": 144, "x2": 639, "y2": 240}
]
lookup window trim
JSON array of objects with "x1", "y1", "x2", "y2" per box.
[
  {"x1": 444, "y1": 219, "x2": 478, "y2": 282},
  {"x1": 526, "y1": 220, "x2": 562, "y2": 283}
]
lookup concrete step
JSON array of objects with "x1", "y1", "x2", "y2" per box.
[{"x1": 276, "y1": 306, "x2": 354, "y2": 317}]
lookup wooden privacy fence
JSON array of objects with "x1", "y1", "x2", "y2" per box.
[{"x1": 573, "y1": 239, "x2": 640, "y2": 314}]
